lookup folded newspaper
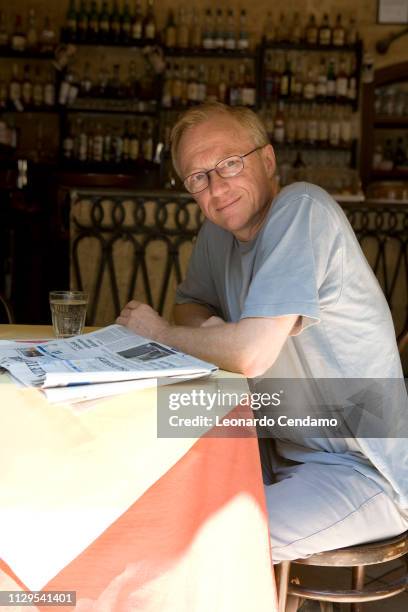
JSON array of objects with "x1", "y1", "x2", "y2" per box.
[{"x1": 0, "y1": 324, "x2": 218, "y2": 403}]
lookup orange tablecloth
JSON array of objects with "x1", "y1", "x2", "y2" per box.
[{"x1": 0, "y1": 325, "x2": 278, "y2": 611}]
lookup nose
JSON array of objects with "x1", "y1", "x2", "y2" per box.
[{"x1": 208, "y1": 169, "x2": 230, "y2": 197}]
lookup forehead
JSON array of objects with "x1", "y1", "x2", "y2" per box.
[{"x1": 178, "y1": 116, "x2": 255, "y2": 176}]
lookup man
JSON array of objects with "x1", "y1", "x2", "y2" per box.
[{"x1": 117, "y1": 103, "x2": 407, "y2": 565}]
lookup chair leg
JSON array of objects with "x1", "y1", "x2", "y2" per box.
[
  {"x1": 351, "y1": 565, "x2": 365, "y2": 612},
  {"x1": 277, "y1": 561, "x2": 291, "y2": 612}
]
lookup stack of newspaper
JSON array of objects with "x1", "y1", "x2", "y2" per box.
[{"x1": 0, "y1": 325, "x2": 217, "y2": 403}]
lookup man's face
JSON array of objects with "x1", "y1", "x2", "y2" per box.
[{"x1": 177, "y1": 116, "x2": 276, "y2": 242}]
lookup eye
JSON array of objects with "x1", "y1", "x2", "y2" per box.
[
  {"x1": 218, "y1": 157, "x2": 241, "y2": 170},
  {"x1": 190, "y1": 172, "x2": 206, "y2": 186}
]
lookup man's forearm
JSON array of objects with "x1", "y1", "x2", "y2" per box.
[{"x1": 173, "y1": 303, "x2": 215, "y2": 327}]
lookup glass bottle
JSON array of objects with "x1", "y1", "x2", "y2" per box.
[
  {"x1": 332, "y1": 14, "x2": 345, "y2": 47},
  {"x1": 263, "y1": 11, "x2": 274, "y2": 43},
  {"x1": 305, "y1": 14, "x2": 317, "y2": 45},
  {"x1": 202, "y1": 9, "x2": 214, "y2": 50},
  {"x1": 224, "y1": 9, "x2": 236, "y2": 50},
  {"x1": 187, "y1": 64, "x2": 198, "y2": 104},
  {"x1": 237, "y1": 9, "x2": 249, "y2": 50},
  {"x1": 176, "y1": 8, "x2": 189, "y2": 49},
  {"x1": 318, "y1": 14, "x2": 331, "y2": 46},
  {"x1": 44, "y1": 67, "x2": 56, "y2": 106},
  {"x1": 110, "y1": 0, "x2": 121, "y2": 42},
  {"x1": 0, "y1": 10, "x2": 9, "y2": 47},
  {"x1": 99, "y1": 1, "x2": 110, "y2": 42},
  {"x1": 77, "y1": 0, "x2": 89, "y2": 42},
  {"x1": 290, "y1": 12, "x2": 302, "y2": 45},
  {"x1": 273, "y1": 101, "x2": 285, "y2": 144},
  {"x1": 165, "y1": 9, "x2": 176, "y2": 48},
  {"x1": 88, "y1": 1, "x2": 99, "y2": 41},
  {"x1": 11, "y1": 15, "x2": 26, "y2": 51},
  {"x1": 9, "y1": 63, "x2": 22, "y2": 108},
  {"x1": 144, "y1": 0, "x2": 156, "y2": 40},
  {"x1": 335, "y1": 57, "x2": 348, "y2": 101},
  {"x1": 218, "y1": 64, "x2": 227, "y2": 103},
  {"x1": 280, "y1": 56, "x2": 292, "y2": 99},
  {"x1": 27, "y1": 8, "x2": 38, "y2": 50},
  {"x1": 131, "y1": 0, "x2": 143, "y2": 40},
  {"x1": 121, "y1": 0, "x2": 132, "y2": 42},
  {"x1": 39, "y1": 16, "x2": 56, "y2": 52},
  {"x1": 190, "y1": 9, "x2": 201, "y2": 50},
  {"x1": 214, "y1": 9, "x2": 224, "y2": 49},
  {"x1": 80, "y1": 61, "x2": 93, "y2": 96},
  {"x1": 22, "y1": 64, "x2": 33, "y2": 106},
  {"x1": 326, "y1": 58, "x2": 336, "y2": 100},
  {"x1": 141, "y1": 119, "x2": 153, "y2": 161},
  {"x1": 33, "y1": 67, "x2": 44, "y2": 106}
]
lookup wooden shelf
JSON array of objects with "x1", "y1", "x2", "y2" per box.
[
  {"x1": 0, "y1": 47, "x2": 54, "y2": 59},
  {"x1": 60, "y1": 31, "x2": 158, "y2": 48},
  {"x1": 163, "y1": 47, "x2": 255, "y2": 59},
  {"x1": 374, "y1": 116, "x2": 408, "y2": 127},
  {"x1": 261, "y1": 39, "x2": 361, "y2": 53},
  {"x1": 370, "y1": 169, "x2": 408, "y2": 180}
]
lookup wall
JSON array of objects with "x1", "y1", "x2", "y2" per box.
[{"x1": 3, "y1": 0, "x2": 408, "y2": 70}]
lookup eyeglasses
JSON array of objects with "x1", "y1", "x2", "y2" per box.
[{"x1": 183, "y1": 146, "x2": 264, "y2": 194}]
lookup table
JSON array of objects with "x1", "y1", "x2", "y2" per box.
[{"x1": 0, "y1": 325, "x2": 278, "y2": 612}]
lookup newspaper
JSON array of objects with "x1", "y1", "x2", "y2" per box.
[{"x1": 0, "y1": 325, "x2": 217, "y2": 403}]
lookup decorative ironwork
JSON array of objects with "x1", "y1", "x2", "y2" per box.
[{"x1": 69, "y1": 190, "x2": 408, "y2": 344}]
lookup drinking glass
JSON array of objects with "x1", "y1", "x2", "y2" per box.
[{"x1": 49, "y1": 291, "x2": 89, "y2": 339}]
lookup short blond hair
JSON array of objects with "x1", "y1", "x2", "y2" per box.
[{"x1": 170, "y1": 102, "x2": 270, "y2": 177}]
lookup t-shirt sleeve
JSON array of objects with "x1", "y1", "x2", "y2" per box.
[
  {"x1": 241, "y1": 192, "x2": 343, "y2": 335},
  {"x1": 175, "y1": 222, "x2": 221, "y2": 313}
]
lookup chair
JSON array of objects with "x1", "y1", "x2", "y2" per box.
[
  {"x1": 276, "y1": 530, "x2": 408, "y2": 612},
  {"x1": 0, "y1": 293, "x2": 14, "y2": 324}
]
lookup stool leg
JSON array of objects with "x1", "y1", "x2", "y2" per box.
[
  {"x1": 351, "y1": 565, "x2": 365, "y2": 612},
  {"x1": 277, "y1": 561, "x2": 291, "y2": 612}
]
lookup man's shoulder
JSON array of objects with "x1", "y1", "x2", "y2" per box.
[{"x1": 274, "y1": 181, "x2": 338, "y2": 211}]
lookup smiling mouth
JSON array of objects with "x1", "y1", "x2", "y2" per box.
[{"x1": 216, "y1": 197, "x2": 240, "y2": 212}]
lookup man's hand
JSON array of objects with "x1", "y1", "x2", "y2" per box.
[{"x1": 116, "y1": 301, "x2": 170, "y2": 341}]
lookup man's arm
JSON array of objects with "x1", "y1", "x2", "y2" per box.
[
  {"x1": 173, "y1": 303, "x2": 216, "y2": 327},
  {"x1": 117, "y1": 301, "x2": 298, "y2": 377}
]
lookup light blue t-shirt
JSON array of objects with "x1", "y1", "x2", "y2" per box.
[{"x1": 176, "y1": 182, "x2": 408, "y2": 510}]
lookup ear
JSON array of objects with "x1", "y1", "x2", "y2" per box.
[{"x1": 261, "y1": 144, "x2": 276, "y2": 178}]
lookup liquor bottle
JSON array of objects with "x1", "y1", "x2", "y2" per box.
[
  {"x1": 326, "y1": 58, "x2": 336, "y2": 100},
  {"x1": 273, "y1": 101, "x2": 285, "y2": 144},
  {"x1": 39, "y1": 16, "x2": 56, "y2": 52},
  {"x1": 80, "y1": 62, "x2": 93, "y2": 96},
  {"x1": 290, "y1": 12, "x2": 302, "y2": 45},
  {"x1": 110, "y1": 0, "x2": 121, "y2": 42},
  {"x1": 190, "y1": 9, "x2": 201, "y2": 50},
  {"x1": 88, "y1": 1, "x2": 99, "y2": 41},
  {"x1": 263, "y1": 11, "x2": 274, "y2": 43},
  {"x1": 105, "y1": 126, "x2": 113, "y2": 162},
  {"x1": 177, "y1": 8, "x2": 189, "y2": 49},
  {"x1": 316, "y1": 58, "x2": 328, "y2": 100},
  {"x1": 329, "y1": 107, "x2": 340, "y2": 146},
  {"x1": 141, "y1": 120, "x2": 153, "y2": 161},
  {"x1": 161, "y1": 63, "x2": 173, "y2": 108},
  {"x1": 180, "y1": 64, "x2": 188, "y2": 106},
  {"x1": 108, "y1": 64, "x2": 122, "y2": 97},
  {"x1": 214, "y1": 9, "x2": 224, "y2": 49},
  {"x1": 0, "y1": 11, "x2": 9, "y2": 47},
  {"x1": 99, "y1": 1, "x2": 110, "y2": 41},
  {"x1": 228, "y1": 68, "x2": 238, "y2": 106},
  {"x1": 27, "y1": 8, "x2": 38, "y2": 50},
  {"x1": 285, "y1": 106, "x2": 296, "y2": 143},
  {"x1": 291, "y1": 56, "x2": 303, "y2": 99},
  {"x1": 318, "y1": 105, "x2": 329, "y2": 144},
  {"x1": 207, "y1": 65, "x2": 218, "y2": 102},
  {"x1": 243, "y1": 62, "x2": 256, "y2": 107},
  {"x1": 332, "y1": 14, "x2": 345, "y2": 47},
  {"x1": 33, "y1": 66, "x2": 45, "y2": 106},
  {"x1": 280, "y1": 56, "x2": 292, "y2": 99},
  {"x1": 346, "y1": 17, "x2": 358, "y2": 46},
  {"x1": 65, "y1": 0, "x2": 77, "y2": 41},
  {"x1": 218, "y1": 64, "x2": 227, "y2": 103},
  {"x1": 171, "y1": 63, "x2": 182, "y2": 106},
  {"x1": 0, "y1": 77, "x2": 7, "y2": 109},
  {"x1": 122, "y1": 121, "x2": 130, "y2": 161},
  {"x1": 236, "y1": 62, "x2": 245, "y2": 105},
  {"x1": 264, "y1": 52, "x2": 274, "y2": 102},
  {"x1": 121, "y1": 1, "x2": 132, "y2": 42},
  {"x1": 11, "y1": 15, "x2": 26, "y2": 51},
  {"x1": 9, "y1": 64, "x2": 22, "y2": 110},
  {"x1": 305, "y1": 14, "x2": 318, "y2": 45},
  {"x1": 66, "y1": 69, "x2": 79, "y2": 105},
  {"x1": 77, "y1": 0, "x2": 89, "y2": 42},
  {"x1": 275, "y1": 13, "x2": 287, "y2": 44},
  {"x1": 22, "y1": 65, "x2": 33, "y2": 106},
  {"x1": 132, "y1": 0, "x2": 143, "y2": 40},
  {"x1": 63, "y1": 123, "x2": 74, "y2": 159},
  {"x1": 394, "y1": 137, "x2": 406, "y2": 167},
  {"x1": 126, "y1": 60, "x2": 139, "y2": 98},
  {"x1": 340, "y1": 107, "x2": 352, "y2": 146},
  {"x1": 129, "y1": 123, "x2": 139, "y2": 161},
  {"x1": 92, "y1": 122, "x2": 104, "y2": 161},
  {"x1": 202, "y1": 9, "x2": 214, "y2": 50},
  {"x1": 306, "y1": 104, "x2": 318, "y2": 144},
  {"x1": 187, "y1": 64, "x2": 198, "y2": 104},
  {"x1": 335, "y1": 57, "x2": 348, "y2": 100},
  {"x1": 303, "y1": 67, "x2": 316, "y2": 101},
  {"x1": 44, "y1": 68, "x2": 56, "y2": 106},
  {"x1": 237, "y1": 9, "x2": 249, "y2": 50},
  {"x1": 113, "y1": 127, "x2": 124, "y2": 163},
  {"x1": 144, "y1": 0, "x2": 156, "y2": 40},
  {"x1": 97, "y1": 59, "x2": 109, "y2": 96},
  {"x1": 197, "y1": 64, "x2": 207, "y2": 102},
  {"x1": 78, "y1": 120, "x2": 88, "y2": 161},
  {"x1": 165, "y1": 9, "x2": 176, "y2": 48},
  {"x1": 273, "y1": 53, "x2": 284, "y2": 99},
  {"x1": 318, "y1": 14, "x2": 331, "y2": 46},
  {"x1": 224, "y1": 9, "x2": 236, "y2": 50},
  {"x1": 347, "y1": 56, "x2": 357, "y2": 101}
]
